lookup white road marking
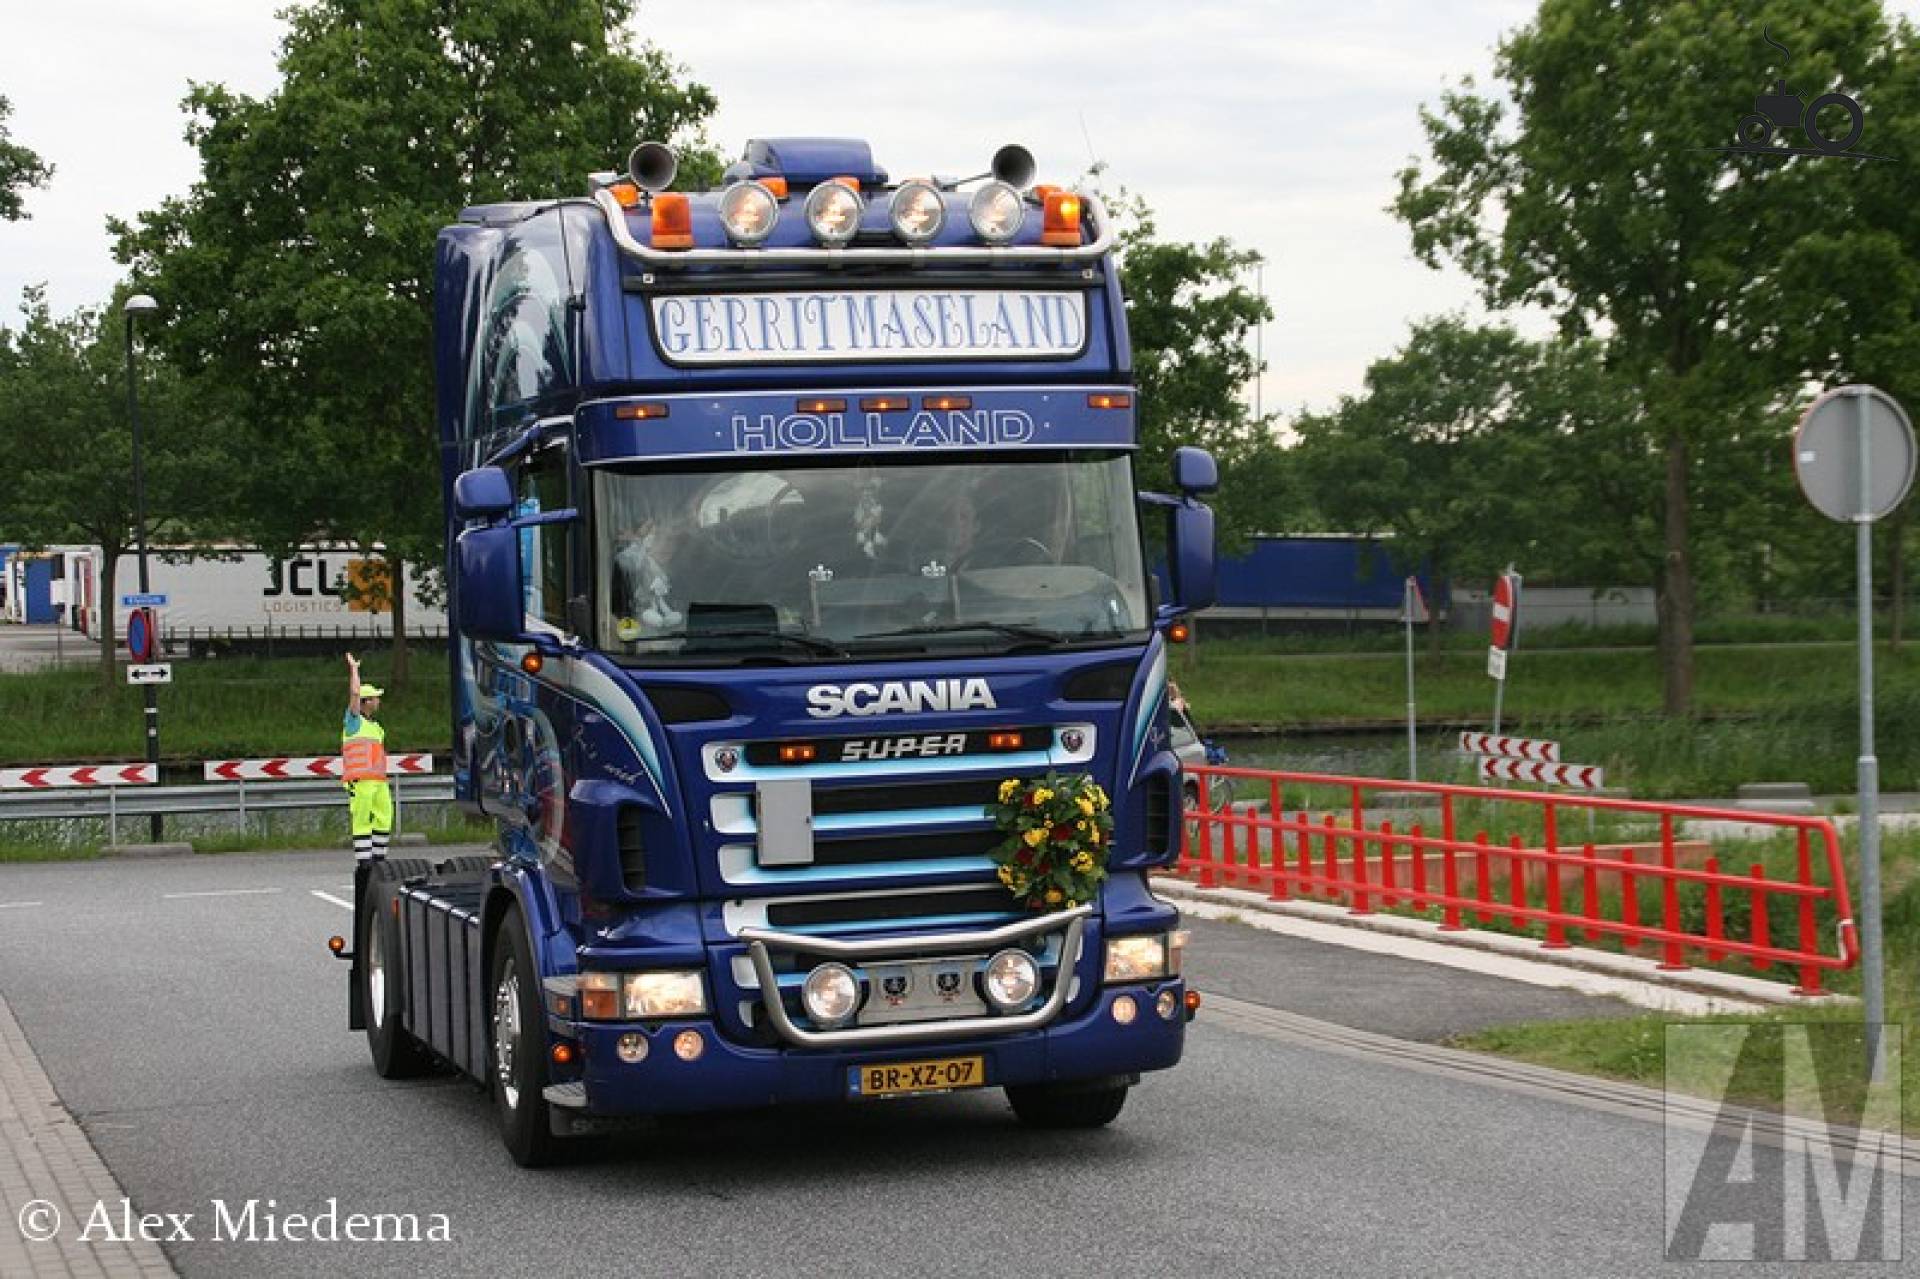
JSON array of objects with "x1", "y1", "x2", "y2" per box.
[
  {"x1": 162, "y1": 888, "x2": 283, "y2": 900},
  {"x1": 311, "y1": 890, "x2": 353, "y2": 911},
  {"x1": 0, "y1": 901, "x2": 42, "y2": 909}
]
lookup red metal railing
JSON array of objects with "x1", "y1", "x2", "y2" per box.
[{"x1": 1177, "y1": 765, "x2": 1860, "y2": 994}]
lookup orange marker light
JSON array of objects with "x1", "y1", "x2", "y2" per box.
[
  {"x1": 521, "y1": 652, "x2": 544, "y2": 676},
  {"x1": 614, "y1": 402, "x2": 670, "y2": 421},
  {"x1": 779, "y1": 743, "x2": 817, "y2": 764},
  {"x1": 761, "y1": 176, "x2": 790, "y2": 199},
  {"x1": 796, "y1": 398, "x2": 846, "y2": 414},
  {"x1": 987, "y1": 732, "x2": 1024, "y2": 750},
  {"x1": 923, "y1": 394, "x2": 973, "y2": 411},
  {"x1": 1168, "y1": 621, "x2": 1192, "y2": 644},
  {"x1": 580, "y1": 987, "x2": 618, "y2": 1020},
  {"x1": 1088, "y1": 392, "x2": 1131, "y2": 410},
  {"x1": 609, "y1": 182, "x2": 643, "y2": 209},
  {"x1": 860, "y1": 396, "x2": 909, "y2": 412},
  {"x1": 651, "y1": 192, "x2": 693, "y2": 249},
  {"x1": 327, "y1": 935, "x2": 346, "y2": 954},
  {"x1": 1041, "y1": 190, "x2": 1082, "y2": 247},
  {"x1": 1185, "y1": 990, "x2": 1203, "y2": 1016},
  {"x1": 551, "y1": 1042, "x2": 576, "y2": 1066}
]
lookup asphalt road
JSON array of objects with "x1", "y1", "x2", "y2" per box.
[
  {"x1": 0, "y1": 849, "x2": 1909, "y2": 1277},
  {"x1": 0, "y1": 623, "x2": 100, "y2": 673}
]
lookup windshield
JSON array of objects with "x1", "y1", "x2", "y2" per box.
[{"x1": 593, "y1": 451, "x2": 1150, "y2": 659}]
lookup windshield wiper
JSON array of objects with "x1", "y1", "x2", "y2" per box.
[
  {"x1": 631, "y1": 627, "x2": 849, "y2": 656},
  {"x1": 855, "y1": 621, "x2": 1075, "y2": 647}
]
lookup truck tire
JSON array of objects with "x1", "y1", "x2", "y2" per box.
[
  {"x1": 1005, "y1": 1080, "x2": 1129, "y2": 1129},
  {"x1": 435, "y1": 853, "x2": 498, "y2": 877},
  {"x1": 489, "y1": 908, "x2": 564, "y2": 1167},
  {"x1": 360, "y1": 861, "x2": 436, "y2": 1079}
]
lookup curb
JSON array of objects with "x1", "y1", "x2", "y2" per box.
[
  {"x1": 1151, "y1": 876, "x2": 1850, "y2": 1015},
  {"x1": 100, "y1": 841, "x2": 196, "y2": 859}
]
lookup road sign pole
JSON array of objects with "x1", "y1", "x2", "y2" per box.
[
  {"x1": 125, "y1": 304, "x2": 162, "y2": 842},
  {"x1": 1852, "y1": 389, "x2": 1887, "y2": 1082},
  {"x1": 1404, "y1": 577, "x2": 1418, "y2": 782}
]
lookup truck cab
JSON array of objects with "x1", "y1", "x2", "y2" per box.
[{"x1": 343, "y1": 137, "x2": 1218, "y2": 1165}]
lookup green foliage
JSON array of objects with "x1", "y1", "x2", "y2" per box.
[
  {"x1": 0, "y1": 288, "x2": 228, "y2": 680},
  {"x1": 1392, "y1": 0, "x2": 1891, "y2": 713},
  {"x1": 0, "y1": 96, "x2": 51, "y2": 220},
  {"x1": 1113, "y1": 195, "x2": 1279, "y2": 547},
  {"x1": 111, "y1": 0, "x2": 719, "y2": 663}
]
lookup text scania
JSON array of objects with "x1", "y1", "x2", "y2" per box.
[
  {"x1": 734, "y1": 409, "x2": 1035, "y2": 453},
  {"x1": 806, "y1": 679, "x2": 998, "y2": 719}
]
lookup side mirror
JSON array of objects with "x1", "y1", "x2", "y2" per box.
[
  {"x1": 1164, "y1": 501, "x2": 1216, "y2": 614},
  {"x1": 1173, "y1": 446, "x2": 1218, "y2": 497},
  {"x1": 453, "y1": 466, "x2": 515, "y2": 522},
  {"x1": 454, "y1": 524, "x2": 526, "y2": 642}
]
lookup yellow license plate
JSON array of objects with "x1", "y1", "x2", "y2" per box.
[{"x1": 852, "y1": 1055, "x2": 986, "y2": 1099}]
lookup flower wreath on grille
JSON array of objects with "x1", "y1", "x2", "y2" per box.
[{"x1": 986, "y1": 771, "x2": 1114, "y2": 910}]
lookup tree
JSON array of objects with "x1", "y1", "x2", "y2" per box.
[
  {"x1": 0, "y1": 96, "x2": 52, "y2": 220},
  {"x1": 1393, "y1": 0, "x2": 1888, "y2": 714},
  {"x1": 1115, "y1": 196, "x2": 1277, "y2": 547},
  {"x1": 0, "y1": 288, "x2": 227, "y2": 683},
  {"x1": 113, "y1": 0, "x2": 717, "y2": 685}
]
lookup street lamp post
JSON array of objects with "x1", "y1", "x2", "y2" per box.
[{"x1": 124, "y1": 294, "x2": 162, "y2": 842}]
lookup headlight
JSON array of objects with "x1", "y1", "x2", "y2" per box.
[
  {"x1": 718, "y1": 180, "x2": 779, "y2": 246},
  {"x1": 805, "y1": 180, "x2": 865, "y2": 246},
  {"x1": 983, "y1": 948, "x2": 1040, "y2": 1010},
  {"x1": 889, "y1": 181, "x2": 945, "y2": 244},
  {"x1": 968, "y1": 180, "x2": 1025, "y2": 244},
  {"x1": 622, "y1": 970, "x2": 707, "y2": 1018},
  {"x1": 1104, "y1": 934, "x2": 1170, "y2": 983},
  {"x1": 801, "y1": 962, "x2": 861, "y2": 1027}
]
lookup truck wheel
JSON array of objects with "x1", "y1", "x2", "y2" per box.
[
  {"x1": 489, "y1": 909, "x2": 563, "y2": 1167},
  {"x1": 1005, "y1": 1080, "x2": 1129, "y2": 1129},
  {"x1": 360, "y1": 870, "x2": 436, "y2": 1079}
]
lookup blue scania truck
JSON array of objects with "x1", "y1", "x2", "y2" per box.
[{"x1": 335, "y1": 137, "x2": 1219, "y2": 1165}]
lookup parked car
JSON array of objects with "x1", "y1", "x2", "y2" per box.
[{"x1": 1172, "y1": 703, "x2": 1232, "y2": 814}]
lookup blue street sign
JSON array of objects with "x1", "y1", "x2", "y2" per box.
[{"x1": 120, "y1": 593, "x2": 168, "y2": 607}]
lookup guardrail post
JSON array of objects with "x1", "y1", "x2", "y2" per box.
[
  {"x1": 1581, "y1": 842, "x2": 1600, "y2": 941},
  {"x1": 1379, "y1": 820, "x2": 1397, "y2": 906},
  {"x1": 107, "y1": 785, "x2": 118, "y2": 846},
  {"x1": 1219, "y1": 801, "x2": 1238, "y2": 888},
  {"x1": 1349, "y1": 816, "x2": 1372, "y2": 915},
  {"x1": 236, "y1": 778, "x2": 248, "y2": 838},
  {"x1": 1474, "y1": 830, "x2": 1493, "y2": 924},
  {"x1": 1265, "y1": 802, "x2": 1287, "y2": 902},
  {"x1": 1410, "y1": 822, "x2": 1427, "y2": 910},
  {"x1": 1293, "y1": 811, "x2": 1311, "y2": 898},
  {"x1": 1619, "y1": 850, "x2": 1639, "y2": 948},
  {"x1": 1507, "y1": 834, "x2": 1527, "y2": 929},
  {"x1": 1749, "y1": 863, "x2": 1772, "y2": 971},
  {"x1": 1792, "y1": 829, "x2": 1821, "y2": 996},
  {"x1": 1704, "y1": 856, "x2": 1725, "y2": 963},
  {"x1": 1195, "y1": 786, "x2": 1215, "y2": 887},
  {"x1": 1542, "y1": 806, "x2": 1568, "y2": 949},
  {"x1": 1657, "y1": 814, "x2": 1687, "y2": 971}
]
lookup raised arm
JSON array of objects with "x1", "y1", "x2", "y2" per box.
[{"x1": 346, "y1": 652, "x2": 362, "y2": 718}]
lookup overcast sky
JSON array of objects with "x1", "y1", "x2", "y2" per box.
[{"x1": 3, "y1": 1, "x2": 1909, "y2": 417}]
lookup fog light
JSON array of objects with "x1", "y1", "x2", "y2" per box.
[
  {"x1": 983, "y1": 949, "x2": 1040, "y2": 1011},
  {"x1": 1111, "y1": 994, "x2": 1138, "y2": 1025},
  {"x1": 889, "y1": 181, "x2": 945, "y2": 244},
  {"x1": 617, "y1": 1032, "x2": 649, "y2": 1064},
  {"x1": 1156, "y1": 990, "x2": 1179, "y2": 1021},
  {"x1": 673, "y1": 1029, "x2": 705, "y2": 1061},
  {"x1": 802, "y1": 962, "x2": 861, "y2": 1028}
]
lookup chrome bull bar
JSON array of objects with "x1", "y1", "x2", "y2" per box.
[{"x1": 737, "y1": 905, "x2": 1091, "y2": 1049}]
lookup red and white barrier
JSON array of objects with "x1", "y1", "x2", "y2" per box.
[
  {"x1": 0, "y1": 764, "x2": 158, "y2": 790},
  {"x1": 1477, "y1": 757, "x2": 1604, "y2": 789},
  {"x1": 1458, "y1": 732, "x2": 1561, "y2": 763},
  {"x1": 203, "y1": 754, "x2": 435, "y2": 781}
]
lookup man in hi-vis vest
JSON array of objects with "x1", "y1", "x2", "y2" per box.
[{"x1": 343, "y1": 653, "x2": 391, "y2": 860}]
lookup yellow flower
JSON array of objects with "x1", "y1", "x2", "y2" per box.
[
  {"x1": 997, "y1": 865, "x2": 1014, "y2": 884},
  {"x1": 1023, "y1": 827, "x2": 1048, "y2": 848},
  {"x1": 1032, "y1": 788, "x2": 1055, "y2": 805},
  {"x1": 1076, "y1": 796, "x2": 1095, "y2": 817},
  {"x1": 1071, "y1": 852, "x2": 1094, "y2": 873},
  {"x1": 1088, "y1": 828, "x2": 1103, "y2": 846},
  {"x1": 998, "y1": 779, "x2": 1019, "y2": 803},
  {"x1": 1066, "y1": 898, "x2": 1078, "y2": 908},
  {"x1": 1045, "y1": 888, "x2": 1064, "y2": 904}
]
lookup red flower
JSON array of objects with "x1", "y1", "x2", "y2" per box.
[
  {"x1": 1014, "y1": 849, "x2": 1033, "y2": 865},
  {"x1": 1051, "y1": 823, "x2": 1074, "y2": 841}
]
